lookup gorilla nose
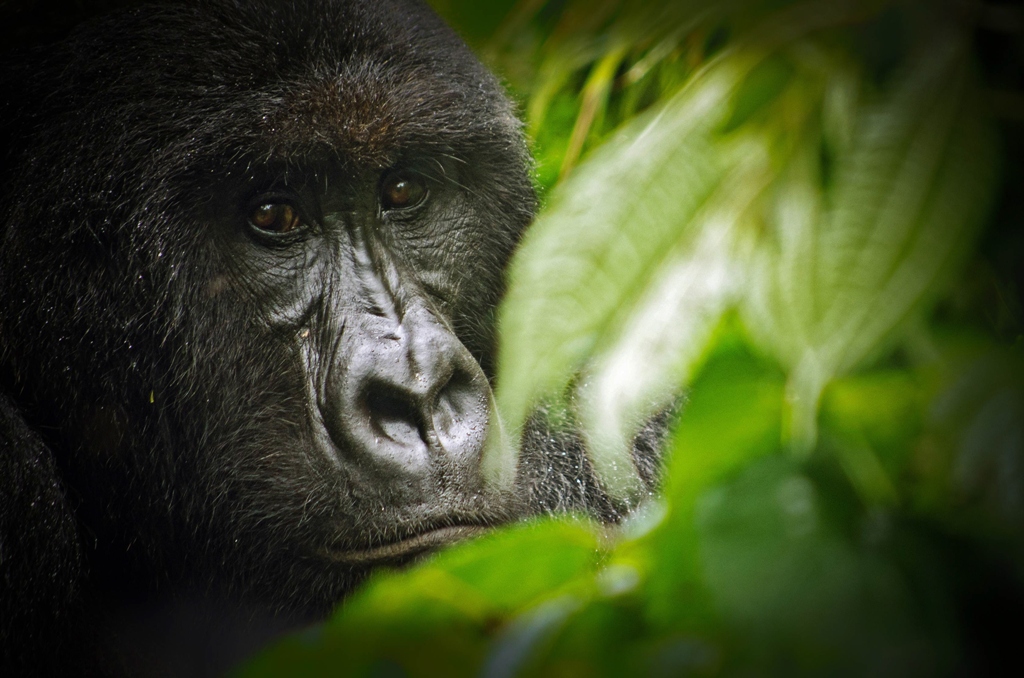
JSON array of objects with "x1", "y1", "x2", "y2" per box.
[
  {"x1": 328, "y1": 313, "x2": 492, "y2": 480},
  {"x1": 360, "y1": 360, "x2": 484, "y2": 455}
]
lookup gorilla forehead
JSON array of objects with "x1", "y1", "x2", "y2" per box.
[{"x1": 57, "y1": 0, "x2": 516, "y2": 169}]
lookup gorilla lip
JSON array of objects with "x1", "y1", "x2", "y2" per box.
[{"x1": 327, "y1": 525, "x2": 489, "y2": 565}]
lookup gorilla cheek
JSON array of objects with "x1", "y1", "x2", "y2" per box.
[{"x1": 312, "y1": 302, "x2": 492, "y2": 505}]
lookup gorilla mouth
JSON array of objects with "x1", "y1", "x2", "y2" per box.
[{"x1": 328, "y1": 524, "x2": 490, "y2": 565}]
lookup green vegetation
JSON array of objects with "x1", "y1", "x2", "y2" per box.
[{"x1": 241, "y1": 0, "x2": 1024, "y2": 674}]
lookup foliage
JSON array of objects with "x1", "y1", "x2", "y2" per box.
[{"x1": 240, "y1": 0, "x2": 1024, "y2": 675}]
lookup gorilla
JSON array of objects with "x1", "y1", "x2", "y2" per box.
[{"x1": 0, "y1": 1, "x2": 663, "y2": 675}]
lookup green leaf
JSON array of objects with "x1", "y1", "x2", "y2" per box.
[
  {"x1": 495, "y1": 52, "x2": 773, "y2": 499},
  {"x1": 718, "y1": 53, "x2": 795, "y2": 133},
  {"x1": 928, "y1": 348, "x2": 1024, "y2": 529},
  {"x1": 626, "y1": 340, "x2": 787, "y2": 627},
  {"x1": 818, "y1": 369, "x2": 928, "y2": 506},
  {"x1": 426, "y1": 0, "x2": 518, "y2": 45},
  {"x1": 696, "y1": 458, "x2": 947, "y2": 674},
  {"x1": 237, "y1": 520, "x2": 601, "y2": 678},
  {"x1": 480, "y1": 596, "x2": 582, "y2": 678},
  {"x1": 425, "y1": 519, "x2": 601, "y2": 610},
  {"x1": 743, "y1": 37, "x2": 999, "y2": 452}
]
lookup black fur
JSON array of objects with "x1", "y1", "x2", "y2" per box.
[{"x1": 0, "y1": 2, "x2": 662, "y2": 675}]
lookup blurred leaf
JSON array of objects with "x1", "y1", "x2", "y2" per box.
[
  {"x1": 498, "y1": 65, "x2": 727, "y2": 494},
  {"x1": 577, "y1": 218, "x2": 751, "y2": 500},
  {"x1": 819, "y1": 370, "x2": 929, "y2": 506},
  {"x1": 240, "y1": 520, "x2": 600, "y2": 678},
  {"x1": 496, "y1": 51, "x2": 785, "y2": 500},
  {"x1": 743, "y1": 34, "x2": 1000, "y2": 453},
  {"x1": 559, "y1": 43, "x2": 630, "y2": 178},
  {"x1": 481, "y1": 596, "x2": 582, "y2": 678},
  {"x1": 696, "y1": 457, "x2": 948, "y2": 674},
  {"x1": 426, "y1": 0, "x2": 519, "y2": 46},
  {"x1": 495, "y1": 0, "x2": 894, "y2": 497},
  {"x1": 928, "y1": 348, "x2": 1024, "y2": 531},
  {"x1": 424, "y1": 519, "x2": 602, "y2": 610},
  {"x1": 822, "y1": 370, "x2": 927, "y2": 453},
  {"x1": 719, "y1": 54, "x2": 794, "y2": 133},
  {"x1": 627, "y1": 339, "x2": 787, "y2": 627}
]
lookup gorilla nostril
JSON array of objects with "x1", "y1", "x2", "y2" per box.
[
  {"x1": 432, "y1": 368, "x2": 485, "y2": 434},
  {"x1": 363, "y1": 385, "x2": 427, "y2": 448}
]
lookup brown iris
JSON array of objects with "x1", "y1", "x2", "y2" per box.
[
  {"x1": 380, "y1": 173, "x2": 427, "y2": 210},
  {"x1": 249, "y1": 203, "x2": 302, "y2": 234}
]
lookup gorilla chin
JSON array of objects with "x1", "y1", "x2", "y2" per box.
[{"x1": 0, "y1": 1, "x2": 661, "y2": 676}]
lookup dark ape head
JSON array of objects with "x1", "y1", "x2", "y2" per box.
[{"x1": 0, "y1": 0, "x2": 535, "y2": 620}]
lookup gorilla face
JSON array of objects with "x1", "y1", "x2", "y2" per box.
[
  {"x1": 2, "y1": 1, "x2": 668, "y2": 674},
  {"x1": 0, "y1": 0, "x2": 534, "y2": 627}
]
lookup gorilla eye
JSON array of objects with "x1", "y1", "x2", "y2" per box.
[
  {"x1": 380, "y1": 172, "x2": 427, "y2": 211},
  {"x1": 248, "y1": 202, "x2": 303, "y2": 235}
]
